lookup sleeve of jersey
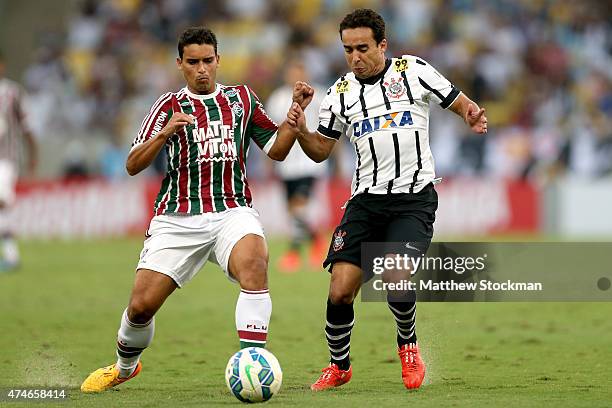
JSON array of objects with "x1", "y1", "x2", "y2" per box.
[
  {"x1": 131, "y1": 92, "x2": 174, "y2": 149},
  {"x1": 415, "y1": 59, "x2": 461, "y2": 109},
  {"x1": 248, "y1": 89, "x2": 279, "y2": 153},
  {"x1": 316, "y1": 92, "x2": 344, "y2": 140}
]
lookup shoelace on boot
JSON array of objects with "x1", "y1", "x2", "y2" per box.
[
  {"x1": 400, "y1": 347, "x2": 418, "y2": 370},
  {"x1": 316, "y1": 365, "x2": 340, "y2": 383}
]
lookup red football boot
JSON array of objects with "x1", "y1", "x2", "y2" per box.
[
  {"x1": 398, "y1": 343, "x2": 425, "y2": 389},
  {"x1": 310, "y1": 363, "x2": 352, "y2": 391}
]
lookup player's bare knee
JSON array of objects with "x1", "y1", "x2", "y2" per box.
[
  {"x1": 127, "y1": 299, "x2": 156, "y2": 324},
  {"x1": 237, "y1": 256, "x2": 268, "y2": 290},
  {"x1": 238, "y1": 271, "x2": 268, "y2": 291},
  {"x1": 328, "y1": 289, "x2": 355, "y2": 305}
]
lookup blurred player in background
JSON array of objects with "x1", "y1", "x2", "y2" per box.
[
  {"x1": 0, "y1": 51, "x2": 37, "y2": 272},
  {"x1": 266, "y1": 58, "x2": 327, "y2": 272},
  {"x1": 81, "y1": 27, "x2": 309, "y2": 392},
  {"x1": 288, "y1": 9, "x2": 487, "y2": 391}
]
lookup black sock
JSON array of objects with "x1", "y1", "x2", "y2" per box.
[
  {"x1": 387, "y1": 297, "x2": 417, "y2": 347},
  {"x1": 325, "y1": 298, "x2": 354, "y2": 370}
]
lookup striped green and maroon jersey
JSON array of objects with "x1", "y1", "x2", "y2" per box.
[{"x1": 132, "y1": 84, "x2": 278, "y2": 215}]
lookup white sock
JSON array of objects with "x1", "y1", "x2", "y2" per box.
[
  {"x1": 116, "y1": 309, "x2": 155, "y2": 378},
  {"x1": 236, "y1": 289, "x2": 271, "y2": 348}
]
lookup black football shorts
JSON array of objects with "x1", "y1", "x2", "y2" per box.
[{"x1": 323, "y1": 183, "x2": 438, "y2": 272}]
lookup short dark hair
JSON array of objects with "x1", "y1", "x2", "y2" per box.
[
  {"x1": 339, "y1": 8, "x2": 386, "y2": 44},
  {"x1": 178, "y1": 27, "x2": 218, "y2": 59}
]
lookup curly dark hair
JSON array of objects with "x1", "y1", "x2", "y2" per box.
[
  {"x1": 339, "y1": 8, "x2": 386, "y2": 44},
  {"x1": 178, "y1": 27, "x2": 218, "y2": 59}
]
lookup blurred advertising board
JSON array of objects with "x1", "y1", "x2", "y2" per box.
[{"x1": 13, "y1": 177, "x2": 540, "y2": 238}]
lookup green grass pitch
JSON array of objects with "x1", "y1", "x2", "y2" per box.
[{"x1": 1, "y1": 238, "x2": 611, "y2": 407}]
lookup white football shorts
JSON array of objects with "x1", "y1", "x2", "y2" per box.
[
  {"x1": 136, "y1": 206, "x2": 265, "y2": 287},
  {"x1": 0, "y1": 160, "x2": 17, "y2": 206}
]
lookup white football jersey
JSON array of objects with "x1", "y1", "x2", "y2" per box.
[{"x1": 317, "y1": 55, "x2": 460, "y2": 197}]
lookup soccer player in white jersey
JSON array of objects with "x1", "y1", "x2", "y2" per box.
[
  {"x1": 0, "y1": 51, "x2": 38, "y2": 272},
  {"x1": 287, "y1": 9, "x2": 487, "y2": 390},
  {"x1": 81, "y1": 27, "x2": 310, "y2": 392},
  {"x1": 266, "y1": 59, "x2": 328, "y2": 272}
]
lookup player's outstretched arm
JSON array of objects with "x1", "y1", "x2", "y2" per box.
[
  {"x1": 126, "y1": 112, "x2": 194, "y2": 175},
  {"x1": 287, "y1": 104, "x2": 336, "y2": 163},
  {"x1": 449, "y1": 93, "x2": 488, "y2": 134},
  {"x1": 265, "y1": 82, "x2": 315, "y2": 161},
  {"x1": 267, "y1": 103, "x2": 301, "y2": 161}
]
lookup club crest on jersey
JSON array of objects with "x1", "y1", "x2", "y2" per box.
[
  {"x1": 333, "y1": 230, "x2": 347, "y2": 252},
  {"x1": 231, "y1": 101, "x2": 243, "y2": 117},
  {"x1": 352, "y1": 111, "x2": 413, "y2": 138},
  {"x1": 383, "y1": 77, "x2": 406, "y2": 99},
  {"x1": 192, "y1": 120, "x2": 237, "y2": 162}
]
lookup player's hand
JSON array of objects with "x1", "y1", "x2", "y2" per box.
[
  {"x1": 465, "y1": 103, "x2": 487, "y2": 134},
  {"x1": 160, "y1": 113, "x2": 195, "y2": 138},
  {"x1": 286, "y1": 102, "x2": 307, "y2": 133},
  {"x1": 292, "y1": 81, "x2": 314, "y2": 110}
]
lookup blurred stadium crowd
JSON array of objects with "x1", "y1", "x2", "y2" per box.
[{"x1": 14, "y1": 0, "x2": 612, "y2": 181}]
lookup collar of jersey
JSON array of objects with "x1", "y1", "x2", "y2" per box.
[
  {"x1": 183, "y1": 83, "x2": 220, "y2": 100},
  {"x1": 355, "y1": 58, "x2": 392, "y2": 85}
]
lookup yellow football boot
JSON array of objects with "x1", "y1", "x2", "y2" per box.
[{"x1": 80, "y1": 362, "x2": 142, "y2": 393}]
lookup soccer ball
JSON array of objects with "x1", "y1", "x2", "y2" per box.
[{"x1": 225, "y1": 347, "x2": 282, "y2": 403}]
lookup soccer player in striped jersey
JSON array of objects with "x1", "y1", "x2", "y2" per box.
[
  {"x1": 0, "y1": 51, "x2": 37, "y2": 272},
  {"x1": 81, "y1": 27, "x2": 309, "y2": 393},
  {"x1": 287, "y1": 9, "x2": 487, "y2": 391}
]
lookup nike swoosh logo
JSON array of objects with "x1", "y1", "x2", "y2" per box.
[
  {"x1": 244, "y1": 364, "x2": 256, "y2": 389},
  {"x1": 346, "y1": 100, "x2": 360, "y2": 110},
  {"x1": 405, "y1": 242, "x2": 420, "y2": 251}
]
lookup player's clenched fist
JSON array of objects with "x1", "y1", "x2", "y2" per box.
[
  {"x1": 292, "y1": 81, "x2": 314, "y2": 110},
  {"x1": 159, "y1": 113, "x2": 195, "y2": 139}
]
